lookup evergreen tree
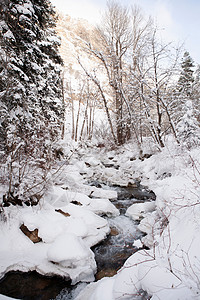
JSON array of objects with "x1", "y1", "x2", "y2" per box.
[
  {"x1": 177, "y1": 51, "x2": 195, "y2": 96},
  {"x1": 193, "y1": 65, "x2": 200, "y2": 121},
  {"x1": 0, "y1": 0, "x2": 64, "y2": 206},
  {"x1": 175, "y1": 52, "x2": 199, "y2": 148},
  {"x1": 176, "y1": 100, "x2": 200, "y2": 149}
]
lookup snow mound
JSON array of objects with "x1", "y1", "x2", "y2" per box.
[
  {"x1": 125, "y1": 201, "x2": 156, "y2": 221},
  {"x1": 47, "y1": 233, "x2": 93, "y2": 264},
  {"x1": 0, "y1": 199, "x2": 110, "y2": 284},
  {"x1": 47, "y1": 233, "x2": 96, "y2": 283},
  {"x1": 75, "y1": 277, "x2": 115, "y2": 300},
  {"x1": 87, "y1": 198, "x2": 120, "y2": 217},
  {"x1": 46, "y1": 187, "x2": 119, "y2": 217},
  {"x1": 86, "y1": 187, "x2": 117, "y2": 200}
]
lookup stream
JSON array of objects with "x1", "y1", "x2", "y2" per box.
[{"x1": 0, "y1": 182, "x2": 155, "y2": 300}]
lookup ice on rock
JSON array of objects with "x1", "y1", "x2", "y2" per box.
[{"x1": 125, "y1": 201, "x2": 156, "y2": 221}]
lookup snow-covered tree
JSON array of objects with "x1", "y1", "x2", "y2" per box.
[
  {"x1": 193, "y1": 64, "x2": 200, "y2": 121},
  {"x1": 177, "y1": 51, "x2": 195, "y2": 96},
  {"x1": 127, "y1": 24, "x2": 181, "y2": 148},
  {"x1": 176, "y1": 100, "x2": 200, "y2": 149},
  {"x1": 0, "y1": 0, "x2": 64, "y2": 206},
  {"x1": 83, "y1": 0, "x2": 133, "y2": 145},
  {"x1": 174, "y1": 51, "x2": 199, "y2": 148},
  {"x1": 79, "y1": 2, "x2": 152, "y2": 146}
]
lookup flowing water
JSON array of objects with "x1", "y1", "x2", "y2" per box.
[{"x1": 0, "y1": 181, "x2": 155, "y2": 300}]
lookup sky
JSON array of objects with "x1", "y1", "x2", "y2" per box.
[{"x1": 50, "y1": 0, "x2": 200, "y2": 65}]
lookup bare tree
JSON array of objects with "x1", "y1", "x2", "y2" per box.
[
  {"x1": 79, "y1": 1, "x2": 154, "y2": 146},
  {"x1": 123, "y1": 5, "x2": 153, "y2": 145},
  {"x1": 148, "y1": 30, "x2": 181, "y2": 146},
  {"x1": 129, "y1": 25, "x2": 181, "y2": 148},
  {"x1": 78, "y1": 58, "x2": 117, "y2": 144},
  {"x1": 78, "y1": 1, "x2": 134, "y2": 145},
  {"x1": 78, "y1": 1, "x2": 182, "y2": 148}
]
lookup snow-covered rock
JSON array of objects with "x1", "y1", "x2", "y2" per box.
[
  {"x1": 47, "y1": 187, "x2": 119, "y2": 217},
  {"x1": 84, "y1": 156, "x2": 101, "y2": 167},
  {"x1": 47, "y1": 233, "x2": 96, "y2": 283},
  {"x1": 125, "y1": 201, "x2": 156, "y2": 221},
  {"x1": 0, "y1": 199, "x2": 110, "y2": 283},
  {"x1": 137, "y1": 211, "x2": 158, "y2": 235},
  {"x1": 75, "y1": 276, "x2": 116, "y2": 300},
  {"x1": 86, "y1": 187, "x2": 117, "y2": 200},
  {"x1": 87, "y1": 198, "x2": 119, "y2": 217},
  {"x1": 133, "y1": 239, "x2": 143, "y2": 248}
]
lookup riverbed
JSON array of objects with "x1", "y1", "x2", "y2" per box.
[{"x1": 0, "y1": 180, "x2": 155, "y2": 300}]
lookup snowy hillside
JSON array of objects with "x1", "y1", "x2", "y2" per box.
[{"x1": 56, "y1": 13, "x2": 104, "y2": 91}]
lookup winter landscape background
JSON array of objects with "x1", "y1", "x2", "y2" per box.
[{"x1": 0, "y1": 0, "x2": 200, "y2": 299}]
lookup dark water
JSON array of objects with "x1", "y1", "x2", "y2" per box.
[
  {"x1": 93, "y1": 214, "x2": 142, "y2": 281},
  {"x1": 0, "y1": 182, "x2": 155, "y2": 300},
  {"x1": 0, "y1": 271, "x2": 70, "y2": 300}
]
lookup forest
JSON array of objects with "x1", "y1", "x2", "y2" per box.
[{"x1": 0, "y1": 0, "x2": 200, "y2": 299}]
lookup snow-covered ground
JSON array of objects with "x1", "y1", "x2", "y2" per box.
[
  {"x1": 74, "y1": 139, "x2": 200, "y2": 300},
  {"x1": 0, "y1": 100, "x2": 200, "y2": 300},
  {"x1": 0, "y1": 181, "x2": 119, "y2": 285}
]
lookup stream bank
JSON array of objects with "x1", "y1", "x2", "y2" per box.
[{"x1": 0, "y1": 180, "x2": 155, "y2": 300}]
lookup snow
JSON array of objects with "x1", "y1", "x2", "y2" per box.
[
  {"x1": 47, "y1": 233, "x2": 96, "y2": 283},
  {"x1": 75, "y1": 277, "x2": 115, "y2": 300},
  {"x1": 0, "y1": 197, "x2": 110, "y2": 284},
  {"x1": 3, "y1": 30, "x2": 15, "y2": 41},
  {"x1": 86, "y1": 187, "x2": 117, "y2": 200},
  {"x1": 0, "y1": 296, "x2": 18, "y2": 300},
  {"x1": 133, "y1": 239, "x2": 143, "y2": 248},
  {"x1": 1, "y1": 5, "x2": 199, "y2": 299},
  {"x1": 1, "y1": 104, "x2": 200, "y2": 300},
  {"x1": 15, "y1": 3, "x2": 34, "y2": 16},
  {"x1": 73, "y1": 139, "x2": 200, "y2": 300},
  {"x1": 87, "y1": 198, "x2": 119, "y2": 217},
  {"x1": 47, "y1": 187, "x2": 91, "y2": 206},
  {"x1": 125, "y1": 201, "x2": 156, "y2": 221}
]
